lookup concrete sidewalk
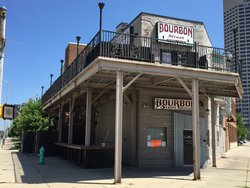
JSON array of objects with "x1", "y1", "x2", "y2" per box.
[{"x1": 0, "y1": 138, "x2": 250, "y2": 188}]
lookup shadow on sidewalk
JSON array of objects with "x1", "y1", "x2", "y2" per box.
[{"x1": 12, "y1": 152, "x2": 194, "y2": 185}]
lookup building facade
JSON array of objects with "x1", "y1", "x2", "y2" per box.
[
  {"x1": 42, "y1": 12, "x2": 242, "y2": 182},
  {"x1": 224, "y1": 0, "x2": 250, "y2": 125}
]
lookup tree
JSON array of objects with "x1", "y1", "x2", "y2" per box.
[
  {"x1": 236, "y1": 113, "x2": 248, "y2": 141},
  {"x1": 9, "y1": 98, "x2": 52, "y2": 137}
]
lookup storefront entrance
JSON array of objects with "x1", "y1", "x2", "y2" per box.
[
  {"x1": 173, "y1": 112, "x2": 206, "y2": 167},
  {"x1": 183, "y1": 130, "x2": 193, "y2": 165}
]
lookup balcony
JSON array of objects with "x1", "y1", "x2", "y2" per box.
[{"x1": 42, "y1": 30, "x2": 237, "y2": 106}]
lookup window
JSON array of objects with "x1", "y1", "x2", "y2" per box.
[{"x1": 147, "y1": 127, "x2": 167, "y2": 147}]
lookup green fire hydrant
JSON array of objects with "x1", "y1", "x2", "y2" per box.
[{"x1": 38, "y1": 146, "x2": 45, "y2": 165}]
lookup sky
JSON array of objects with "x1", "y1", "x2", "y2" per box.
[{"x1": 0, "y1": 0, "x2": 224, "y2": 130}]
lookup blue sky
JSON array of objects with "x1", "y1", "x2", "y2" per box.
[{"x1": 0, "y1": 0, "x2": 224, "y2": 130}]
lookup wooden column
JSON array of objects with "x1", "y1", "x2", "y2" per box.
[
  {"x1": 114, "y1": 71, "x2": 123, "y2": 184},
  {"x1": 68, "y1": 98, "x2": 75, "y2": 144},
  {"x1": 211, "y1": 97, "x2": 217, "y2": 167},
  {"x1": 192, "y1": 78, "x2": 201, "y2": 180},
  {"x1": 85, "y1": 89, "x2": 92, "y2": 146}
]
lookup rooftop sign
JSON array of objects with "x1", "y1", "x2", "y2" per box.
[{"x1": 157, "y1": 22, "x2": 194, "y2": 46}]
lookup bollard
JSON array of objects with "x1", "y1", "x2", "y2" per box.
[{"x1": 38, "y1": 146, "x2": 45, "y2": 165}]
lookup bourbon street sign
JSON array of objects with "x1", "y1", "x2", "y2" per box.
[
  {"x1": 154, "y1": 98, "x2": 192, "y2": 110},
  {"x1": 157, "y1": 22, "x2": 194, "y2": 46}
]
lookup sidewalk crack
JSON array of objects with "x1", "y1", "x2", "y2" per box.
[
  {"x1": 245, "y1": 159, "x2": 250, "y2": 188},
  {"x1": 11, "y1": 152, "x2": 17, "y2": 183}
]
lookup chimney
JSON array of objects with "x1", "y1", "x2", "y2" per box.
[
  {"x1": 116, "y1": 22, "x2": 128, "y2": 33},
  {"x1": 64, "y1": 43, "x2": 86, "y2": 69}
]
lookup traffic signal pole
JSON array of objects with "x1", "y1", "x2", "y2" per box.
[
  {"x1": 0, "y1": 7, "x2": 7, "y2": 149},
  {"x1": 0, "y1": 7, "x2": 7, "y2": 105}
]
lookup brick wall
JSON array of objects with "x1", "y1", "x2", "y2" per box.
[
  {"x1": 64, "y1": 43, "x2": 86, "y2": 70},
  {"x1": 228, "y1": 122, "x2": 237, "y2": 143}
]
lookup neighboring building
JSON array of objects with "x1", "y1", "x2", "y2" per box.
[
  {"x1": 42, "y1": 12, "x2": 242, "y2": 181},
  {"x1": 224, "y1": 0, "x2": 250, "y2": 126},
  {"x1": 64, "y1": 43, "x2": 86, "y2": 69}
]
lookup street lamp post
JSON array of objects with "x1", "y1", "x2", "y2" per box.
[
  {"x1": 98, "y1": 2, "x2": 105, "y2": 33},
  {"x1": 76, "y1": 36, "x2": 81, "y2": 58},
  {"x1": 232, "y1": 27, "x2": 238, "y2": 72},
  {"x1": 98, "y1": 2, "x2": 105, "y2": 55},
  {"x1": 60, "y1": 60, "x2": 64, "y2": 75},
  {"x1": 41, "y1": 86, "x2": 44, "y2": 97},
  {"x1": 239, "y1": 59, "x2": 243, "y2": 79},
  {"x1": 50, "y1": 74, "x2": 53, "y2": 86}
]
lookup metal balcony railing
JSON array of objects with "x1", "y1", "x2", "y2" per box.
[{"x1": 42, "y1": 30, "x2": 237, "y2": 105}]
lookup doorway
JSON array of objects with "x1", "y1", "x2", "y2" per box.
[
  {"x1": 183, "y1": 130, "x2": 193, "y2": 165},
  {"x1": 173, "y1": 112, "x2": 206, "y2": 167}
]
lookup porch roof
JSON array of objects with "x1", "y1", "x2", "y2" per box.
[{"x1": 42, "y1": 56, "x2": 243, "y2": 110}]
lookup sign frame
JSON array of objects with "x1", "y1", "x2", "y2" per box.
[
  {"x1": 157, "y1": 22, "x2": 194, "y2": 46},
  {"x1": 154, "y1": 98, "x2": 192, "y2": 110}
]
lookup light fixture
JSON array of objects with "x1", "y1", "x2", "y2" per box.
[
  {"x1": 98, "y1": 2, "x2": 105, "y2": 32},
  {"x1": 205, "y1": 108, "x2": 210, "y2": 115},
  {"x1": 41, "y1": 86, "x2": 44, "y2": 96},
  {"x1": 76, "y1": 36, "x2": 81, "y2": 57},
  {"x1": 60, "y1": 59, "x2": 64, "y2": 75},
  {"x1": 50, "y1": 74, "x2": 53, "y2": 86}
]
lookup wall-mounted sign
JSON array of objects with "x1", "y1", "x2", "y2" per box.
[
  {"x1": 154, "y1": 98, "x2": 192, "y2": 110},
  {"x1": 157, "y1": 22, "x2": 194, "y2": 46}
]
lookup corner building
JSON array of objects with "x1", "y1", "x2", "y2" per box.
[{"x1": 42, "y1": 13, "x2": 242, "y2": 173}]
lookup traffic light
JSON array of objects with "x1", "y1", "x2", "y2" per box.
[
  {"x1": 2, "y1": 104, "x2": 14, "y2": 120},
  {"x1": 14, "y1": 105, "x2": 21, "y2": 119},
  {"x1": 0, "y1": 104, "x2": 19, "y2": 120},
  {"x1": 0, "y1": 104, "x2": 3, "y2": 118}
]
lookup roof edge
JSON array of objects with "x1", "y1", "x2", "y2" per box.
[{"x1": 140, "y1": 12, "x2": 204, "y2": 25}]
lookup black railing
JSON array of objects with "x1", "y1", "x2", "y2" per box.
[{"x1": 42, "y1": 30, "x2": 237, "y2": 105}]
